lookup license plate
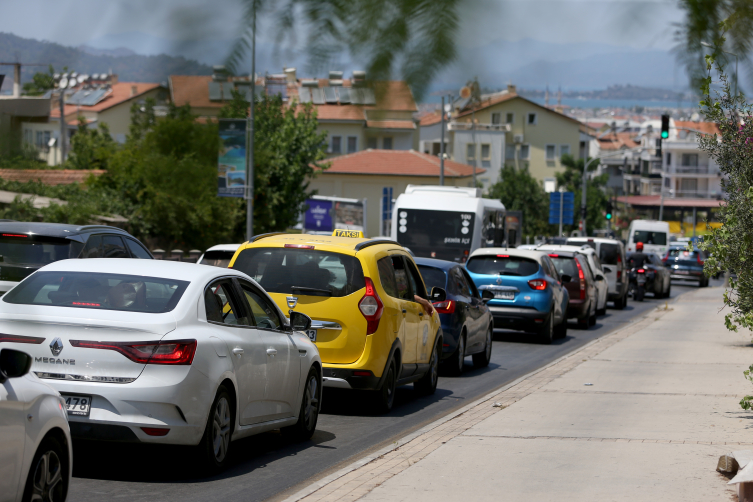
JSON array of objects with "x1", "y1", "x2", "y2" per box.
[
  {"x1": 61, "y1": 393, "x2": 92, "y2": 417},
  {"x1": 637, "y1": 277, "x2": 646, "y2": 284},
  {"x1": 676, "y1": 270, "x2": 689, "y2": 274},
  {"x1": 306, "y1": 329, "x2": 317, "y2": 342},
  {"x1": 494, "y1": 291, "x2": 515, "y2": 300}
]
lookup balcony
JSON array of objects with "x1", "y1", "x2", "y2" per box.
[
  {"x1": 669, "y1": 164, "x2": 720, "y2": 175},
  {"x1": 448, "y1": 122, "x2": 510, "y2": 132},
  {"x1": 668, "y1": 189, "x2": 723, "y2": 199}
]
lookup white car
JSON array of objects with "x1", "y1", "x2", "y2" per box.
[
  {"x1": 0, "y1": 258, "x2": 322, "y2": 471},
  {"x1": 0, "y1": 348, "x2": 72, "y2": 502},
  {"x1": 197, "y1": 244, "x2": 241, "y2": 268}
]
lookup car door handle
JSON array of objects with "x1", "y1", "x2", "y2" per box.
[
  {"x1": 419, "y1": 312, "x2": 424, "y2": 316},
  {"x1": 232, "y1": 347, "x2": 244, "y2": 356},
  {"x1": 402, "y1": 309, "x2": 407, "y2": 314},
  {"x1": 266, "y1": 348, "x2": 277, "y2": 356}
]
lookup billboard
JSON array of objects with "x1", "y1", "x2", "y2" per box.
[
  {"x1": 217, "y1": 119, "x2": 247, "y2": 198},
  {"x1": 302, "y1": 197, "x2": 364, "y2": 235}
]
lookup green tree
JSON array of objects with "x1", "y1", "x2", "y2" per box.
[
  {"x1": 218, "y1": 89, "x2": 328, "y2": 233},
  {"x1": 67, "y1": 118, "x2": 118, "y2": 170},
  {"x1": 557, "y1": 154, "x2": 609, "y2": 234},
  {"x1": 487, "y1": 165, "x2": 551, "y2": 237},
  {"x1": 22, "y1": 65, "x2": 56, "y2": 96}
]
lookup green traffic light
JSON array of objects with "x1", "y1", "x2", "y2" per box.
[
  {"x1": 606, "y1": 214, "x2": 612, "y2": 220},
  {"x1": 661, "y1": 131, "x2": 668, "y2": 139}
]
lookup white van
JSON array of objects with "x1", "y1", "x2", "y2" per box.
[
  {"x1": 567, "y1": 237, "x2": 629, "y2": 309},
  {"x1": 627, "y1": 220, "x2": 670, "y2": 256}
]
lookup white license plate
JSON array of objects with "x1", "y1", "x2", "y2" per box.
[
  {"x1": 494, "y1": 291, "x2": 515, "y2": 300},
  {"x1": 62, "y1": 394, "x2": 92, "y2": 417},
  {"x1": 676, "y1": 270, "x2": 689, "y2": 274},
  {"x1": 306, "y1": 329, "x2": 317, "y2": 342}
]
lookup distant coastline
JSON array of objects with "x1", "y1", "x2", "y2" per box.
[{"x1": 528, "y1": 97, "x2": 697, "y2": 111}]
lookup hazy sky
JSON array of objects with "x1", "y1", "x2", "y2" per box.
[{"x1": 3, "y1": 0, "x2": 683, "y2": 52}]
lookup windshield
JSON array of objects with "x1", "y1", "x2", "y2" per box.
[
  {"x1": 668, "y1": 248, "x2": 702, "y2": 261},
  {"x1": 200, "y1": 250, "x2": 237, "y2": 268},
  {"x1": 4, "y1": 271, "x2": 188, "y2": 313},
  {"x1": 466, "y1": 255, "x2": 540, "y2": 277},
  {"x1": 417, "y1": 265, "x2": 447, "y2": 291},
  {"x1": 231, "y1": 247, "x2": 365, "y2": 297},
  {"x1": 598, "y1": 243, "x2": 622, "y2": 265},
  {"x1": 396, "y1": 209, "x2": 475, "y2": 262},
  {"x1": 633, "y1": 230, "x2": 667, "y2": 245}
]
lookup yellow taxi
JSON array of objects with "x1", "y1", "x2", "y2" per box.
[{"x1": 228, "y1": 230, "x2": 447, "y2": 411}]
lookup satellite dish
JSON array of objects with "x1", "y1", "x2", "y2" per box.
[
  {"x1": 70, "y1": 72, "x2": 78, "y2": 79},
  {"x1": 77, "y1": 74, "x2": 86, "y2": 84},
  {"x1": 53, "y1": 73, "x2": 60, "y2": 80},
  {"x1": 444, "y1": 103, "x2": 451, "y2": 113},
  {"x1": 58, "y1": 77, "x2": 69, "y2": 89},
  {"x1": 459, "y1": 86, "x2": 471, "y2": 99}
]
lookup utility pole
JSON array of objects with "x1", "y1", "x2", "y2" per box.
[
  {"x1": 580, "y1": 156, "x2": 588, "y2": 236},
  {"x1": 59, "y1": 88, "x2": 66, "y2": 163},
  {"x1": 559, "y1": 186, "x2": 564, "y2": 237},
  {"x1": 244, "y1": 2, "x2": 257, "y2": 242},
  {"x1": 439, "y1": 96, "x2": 445, "y2": 186},
  {"x1": 471, "y1": 107, "x2": 477, "y2": 187}
]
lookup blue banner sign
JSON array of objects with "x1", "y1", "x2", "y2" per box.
[
  {"x1": 549, "y1": 191, "x2": 574, "y2": 225},
  {"x1": 304, "y1": 199, "x2": 334, "y2": 232}
]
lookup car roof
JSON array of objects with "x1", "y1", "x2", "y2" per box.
[
  {"x1": 242, "y1": 233, "x2": 402, "y2": 256},
  {"x1": 0, "y1": 222, "x2": 132, "y2": 240},
  {"x1": 204, "y1": 244, "x2": 241, "y2": 252},
  {"x1": 567, "y1": 237, "x2": 622, "y2": 245},
  {"x1": 414, "y1": 257, "x2": 461, "y2": 271},
  {"x1": 469, "y1": 247, "x2": 547, "y2": 261},
  {"x1": 536, "y1": 244, "x2": 591, "y2": 254}
]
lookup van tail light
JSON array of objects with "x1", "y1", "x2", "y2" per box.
[
  {"x1": 575, "y1": 259, "x2": 586, "y2": 300},
  {"x1": 697, "y1": 254, "x2": 704, "y2": 266},
  {"x1": 70, "y1": 339, "x2": 197, "y2": 365},
  {"x1": 359, "y1": 277, "x2": 383, "y2": 335},
  {"x1": 433, "y1": 300, "x2": 455, "y2": 314},
  {"x1": 617, "y1": 253, "x2": 622, "y2": 281},
  {"x1": 528, "y1": 279, "x2": 547, "y2": 291}
]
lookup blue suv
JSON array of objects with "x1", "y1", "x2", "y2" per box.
[{"x1": 465, "y1": 248, "x2": 570, "y2": 344}]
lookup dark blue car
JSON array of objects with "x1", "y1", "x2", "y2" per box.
[{"x1": 415, "y1": 257, "x2": 494, "y2": 375}]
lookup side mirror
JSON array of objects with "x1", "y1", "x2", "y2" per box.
[
  {"x1": 289, "y1": 311, "x2": 312, "y2": 332},
  {"x1": 560, "y1": 274, "x2": 572, "y2": 283},
  {"x1": 0, "y1": 349, "x2": 32, "y2": 384},
  {"x1": 430, "y1": 287, "x2": 447, "y2": 302},
  {"x1": 481, "y1": 289, "x2": 495, "y2": 303}
]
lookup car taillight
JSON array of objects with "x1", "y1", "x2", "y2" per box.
[
  {"x1": 284, "y1": 244, "x2": 315, "y2": 249},
  {"x1": 0, "y1": 334, "x2": 44, "y2": 344},
  {"x1": 662, "y1": 253, "x2": 668, "y2": 263},
  {"x1": 528, "y1": 279, "x2": 547, "y2": 290},
  {"x1": 70, "y1": 339, "x2": 197, "y2": 365},
  {"x1": 637, "y1": 268, "x2": 645, "y2": 273},
  {"x1": 433, "y1": 300, "x2": 455, "y2": 314},
  {"x1": 2, "y1": 233, "x2": 28, "y2": 238},
  {"x1": 141, "y1": 427, "x2": 170, "y2": 436},
  {"x1": 359, "y1": 277, "x2": 383, "y2": 335},
  {"x1": 697, "y1": 254, "x2": 704, "y2": 266},
  {"x1": 575, "y1": 259, "x2": 586, "y2": 300},
  {"x1": 617, "y1": 253, "x2": 622, "y2": 281}
]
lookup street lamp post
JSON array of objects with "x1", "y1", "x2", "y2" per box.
[
  {"x1": 244, "y1": 2, "x2": 257, "y2": 242},
  {"x1": 440, "y1": 96, "x2": 445, "y2": 186}
]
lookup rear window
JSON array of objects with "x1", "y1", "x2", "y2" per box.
[
  {"x1": 200, "y1": 250, "x2": 237, "y2": 268},
  {"x1": 0, "y1": 234, "x2": 83, "y2": 267},
  {"x1": 231, "y1": 247, "x2": 365, "y2": 297},
  {"x1": 550, "y1": 256, "x2": 579, "y2": 279},
  {"x1": 633, "y1": 230, "x2": 667, "y2": 246},
  {"x1": 418, "y1": 266, "x2": 447, "y2": 292},
  {"x1": 599, "y1": 243, "x2": 622, "y2": 265},
  {"x1": 466, "y1": 255, "x2": 540, "y2": 277},
  {"x1": 668, "y1": 248, "x2": 701, "y2": 260},
  {"x1": 3, "y1": 271, "x2": 188, "y2": 313}
]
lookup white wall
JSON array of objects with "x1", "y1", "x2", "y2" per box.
[{"x1": 452, "y1": 130, "x2": 505, "y2": 190}]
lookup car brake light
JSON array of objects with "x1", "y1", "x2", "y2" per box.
[
  {"x1": 141, "y1": 427, "x2": 170, "y2": 436},
  {"x1": 697, "y1": 254, "x2": 704, "y2": 266},
  {"x1": 637, "y1": 268, "x2": 645, "y2": 273},
  {"x1": 662, "y1": 254, "x2": 668, "y2": 263},
  {"x1": 352, "y1": 370, "x2": 373, "y2": 377},
  {"x1": 2, "y1": 233, "x2": 28, "y2": 238},
  {"x1": 548, "y1": 254, "x2": 559, "y2": 258},
  {"x1": 497, "y1": 254, "x2": 509, "y2": 258},
  {"x1": 284, "y1": 244, "x2": 315, "y2": 249},
  {"x1": 617, "y1": 253, "x2": 622, "y2": 281},
  {"x1": 433, "y1": 300, "x2": 455, "y2": 314},
  {"x1": 358, "y1": 277, "x2": 383, "y2": 335},
  {"x1": 575, "y1": 259, "x2": 586, "y2": 300},
  {"x1": 0, "y1": 334, "x2": 45, "y2": 344},
  {"x1": 70, "y1": 339, "x2": 197, "y2": 365},
  {"x1": 528, "y1": 279, "x2": 547, "y2": 290}
]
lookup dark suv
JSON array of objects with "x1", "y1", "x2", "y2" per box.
[{"x1": 0, "y1": 222, "x2": 152, "y2": 295}]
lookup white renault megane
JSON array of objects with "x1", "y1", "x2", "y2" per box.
[{"x1": 0, "y1": 259, "x2": 322, "y2": 471}]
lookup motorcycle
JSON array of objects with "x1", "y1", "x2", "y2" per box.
[{"x1": 628, "y1": 267, "x2": 651, "y2": 302}]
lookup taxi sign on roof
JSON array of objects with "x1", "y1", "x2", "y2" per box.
[{"x1": 333, "y1": 229, "x2": 364, "y2": 238}]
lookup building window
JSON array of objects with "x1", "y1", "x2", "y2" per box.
[
  {"x1": 560, "y1": 144, "x2": 570, "y2": 157},
  {"x1": 545, "y1": 144, "x2": 556, "y2": 160},
  {"x1": 520, "y1": 144, "x2": 530, "y2": 160},
  {"x1": 367, "y1": 137, "x2": 378, "y2": 149},
  {"x1": 491, "y1": 112, "x2": 501, "y2": 125},
  {"x1": 481, "y1": 144, "x2": 491, "y2": 168},
  {"x1": 383, "y1": 137, "x2": 393, "y2": 150},
  {"x1": 23, "y1": 129, "x2": 32, "y2": 145},
  {"x1": 505, "y1": 113, "x2": 514, "y2": 124},
  {"x1": 36, "y1": 131, "x2": 44, "y2": 148},
  {"x1": 681, "y1": 153, "x2": 698, "y2": 167},
  {"x1": 505, "y1": 144, "x2": 516, "y2": 160},
  {"x1": 466, "y1": 143, "x2": 476, "y2": 166},
  {"x1": 544, "y1": 178, "x2": 556, "y2": 193},
  {"x1": 331, "y1": 136, "x2": 342, "y2": 154},
  {"x1": 667, "y1": 153, "x2": 672, "y2": 165},
  {"x1": 347, "y1": 136, "x2": 358, "y2": 154},
  {"x1": 527, "y1": 113, "x2": 537, "y2": 125}
]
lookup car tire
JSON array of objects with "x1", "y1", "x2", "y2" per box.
[
  {"x1": 197, "y1": 385, "x2": 234, "y2": 472},
  {"x1": 700, "y1": 276, "x2": 709, "y2": 288},
  {"x1": 666, "y1": 283, "x2": 671, "y2": 298},
  {"x1": 538, "y1": 313, "x2": 554, "y2": 344},
  {"x1": 597, "y1": 304, "x2": 606, "y2": 316},
  {"x1": 472, "y1": 325, "x2": 493, "y2": 368},
  {"x1": 554, "y1": 318, "x2": 567, "y2": 339},
  {"x1": 415, "y1": 338, "x2": 441, "y2": 395},
  {"x1": 22, "y1": 434, "x2": 69, "y2": 502},
  {"x1": 376, "y1": 359, "x2": 397, "y2": 412},
  {"x1": 589, "y1": 312, "x2": 597, "y2": 327},
  {"x1": 445, "y1": 332, "x2": 465, "y2": 376},
  {"x1": 614, "y1": 294, "x2": 626, "y2": 309},
  {"x1": 282, "y1": 366, "x2": 320, "y2": 442},
  {"x1": 635, "y1": 287, "x2": 644, "y2": 302}
]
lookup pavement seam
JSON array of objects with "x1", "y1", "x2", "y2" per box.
[
  {"x1": 282, "y1": 307, "x2": 670, "y2": 502},
  {"x1": 458, "y1": 434, "x2": 745, "y2": 445},
  {"x1": 538, "y1": 389, "x2": 745, "y2": 398}
]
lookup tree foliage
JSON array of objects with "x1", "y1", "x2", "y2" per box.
[
  {"x1": 67, "y1": 118, "x2": 118, "y2": 170},
  {"x1": 22, "y1": 65, "x2": 56, "y2": 96},
  {"x1": 487, "y1": 165, "x2": 551, "y2": 237},
  {"x1": 557, "y1": 154, "x2": 609, "y2": 234}
]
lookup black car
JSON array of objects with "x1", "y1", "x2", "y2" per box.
[
  {"x1": 663, "y1": 245, "x2": 709, "y2": 287},
  {"x1": 0, "y1": 222, "x2": 152, "y2": 295},
  {"x1": 415, "y1": 257, "x2": 494, "y2": 375}
]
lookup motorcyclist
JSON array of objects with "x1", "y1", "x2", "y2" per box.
[{"x1": 628, "y1": 242, "x2": 650, "y2": 269}]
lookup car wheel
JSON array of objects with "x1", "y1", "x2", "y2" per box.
[
  {"x1": 198, "y1": 385, "x2": 233, "y2": 472},
  {"x1": 700, "y1": 276, "x2": 708, "y2": 288},
  {"x1": 445, "y1": 332, "x2": 465, "y2": 376},
  {"x1": 472, "y1": 325, "x2": 493, "y2": 367},
  {"x1": 635, "y1": 287, "x2": 644, "y2": 302},
  {"x1": 22, "y1": 435, "x2": 69, "y2": 502},
  {"x1": 554, "y1": 317, "x2": 567, "y2": 339},
  {"x1": 282, "y1": 366, "x2": 320, "y2": 441},
  {"x1": 597, "y1": 303, "x2": 606, "y2": 316},
  {"x1": 415, "y1": 338, "x2": 440, "y2": 395},
  {"x1": 376, "y1": 359, "x2": 397, "y2": 412},
  {"x1": 588, "y1": 312, "x2": 597, "y2": 327},
  {"x1": 539, "y1": 312, "x2": 553, "y2": 344},
  {"x1": 614, "y1": 294, "x2": 626, "y2": 309},
  {"x1": 666, "y1": 283, "x2": 671, "y2": 298}
]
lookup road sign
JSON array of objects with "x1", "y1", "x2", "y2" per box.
[{"x1": 549, "y1": 191, "x2": 574, "y2": 225}]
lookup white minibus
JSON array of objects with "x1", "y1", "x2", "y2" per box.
[{"x1": 627, "y1": 220, "x2": 670, "y2": 255}]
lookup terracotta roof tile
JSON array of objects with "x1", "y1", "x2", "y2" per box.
[
  {"x1": 50, "y1": 82, "x2": 161, "y2": 118},
  {"x1": 597, "y1": 131, "x2": 640, "y2": 150},
  {"x1": 365, "y1": 120, "x2": 416, "y2": 130},
  {"x1": 455, "y1": 92, "x2": 582, "y2": 127},
  {"x1": 674, "y1": 121, "x2": 720, "y2": 136},
  {"x1": 0, "y1": 169, "x2": 104, "y2": 185},
  {"x1": 322, "y1": 149, "x2": 484, "y2": 178},
  {"x1": 616, "y1": 195, "x2": 723, "y2": 208},
  {"x1": 418, "y1": 111, "x2": 442, "y2": 126},
  {"x1": 314, "y1": 106, "x2": 366, "y2": 121}
]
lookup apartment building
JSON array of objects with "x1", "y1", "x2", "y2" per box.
[{"x1": 662, "y1": 120, "x2": 722, "y2": 199}]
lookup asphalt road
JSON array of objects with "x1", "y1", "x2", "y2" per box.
[{"x1": 68, "y1": 279, "x2": 718, "y2": 502}]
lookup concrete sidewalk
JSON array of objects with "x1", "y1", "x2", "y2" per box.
[{"x1": 287, "y1": 287, "x2": 753, "y2": 502}]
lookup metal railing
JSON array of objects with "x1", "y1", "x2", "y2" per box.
[{"x1": 448, "y1": 122, "x2": 510, "y2": 132}]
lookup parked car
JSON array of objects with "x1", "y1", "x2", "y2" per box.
[
  {"x1": 567, "y1": 237, "x2": 629, "y2": 309},
  {"x1": 0, "y1": 222, "x2": 153, "y2": 296},
  {"x1": 0, "y1": 258, "x2": 321, "y2": 471},
  {"x1": 664, "y1": 245, "x2": 708, "y2": 287},
  {"x1": 0, "y1": 348, "x2": 72, "y2": 502},
  {"x1": 537, "y1": 245, "x2": 608, "y2": 316},
  {"x1": 544, "y1": 249, "x2": 598, "y2": 328},
  {"x1": 415, "y1": 257, "x2": 494, "y2": 375},
  {"x1": 465, "y1": 248, "x2": 570, "y2": 344},
  {"x1": 197, "y1": 244, "x2": 241, "y2": 268},
  {"x1": 627, "y1": 252, "x2": 672, "y2": 298}
]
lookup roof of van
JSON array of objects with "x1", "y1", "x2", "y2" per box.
[
  {"x1": 628, "y1": 220, "x2": 670, "y2": 228},
  {"x1": 567, "y1": 237, "x2": 623, "y2": 245}
]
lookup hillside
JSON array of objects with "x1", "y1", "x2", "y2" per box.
[{"x1": 0, "y1": 32, "x2": 211, "y2": 91}]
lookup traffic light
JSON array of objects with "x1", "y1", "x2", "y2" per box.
[
  {"x1": 661, "y1": 114, "x2": 670, "y2": 139},
  {"x1": 605, "y1": 202, "x2": 613, "y2": 220}
]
